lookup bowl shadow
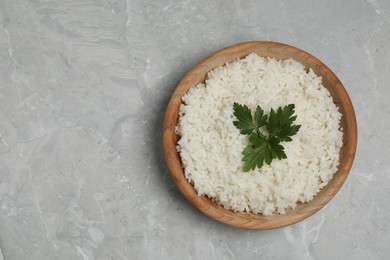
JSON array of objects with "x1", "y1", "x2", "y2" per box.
[{"x1": 141, "y1": 66, "x2": 211, "y2": 223}]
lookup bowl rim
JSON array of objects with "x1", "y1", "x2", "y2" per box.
[{"x1": 163, "y1": 41, "x2": 357, "y2": 230}]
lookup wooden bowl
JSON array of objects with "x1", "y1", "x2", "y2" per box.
[{"x1": 163, "y1": 41, "x2": 357, "y2": 230}]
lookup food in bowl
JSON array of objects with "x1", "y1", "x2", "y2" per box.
[{"x1": 175, "y1": 53, "x2": 343, "y2": 215}]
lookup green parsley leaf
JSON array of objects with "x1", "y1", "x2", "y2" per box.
[
  {"x1": 254, "y1": 105, "x2": 267, "y2": 128},
  {"x1": 242, "y1": 133, "x2": 272, "y2": 172},
  {"x1": 266, "y1": 104, "x2": 301, "y2": 142},
  {"x1": 233, "y1": 103, "x2": 301, "y2": 172},
  {"x1": 268, "y1": 137, "x2": 287, "y2": 160},
  {"x1": 233, "y1": 103, "x2": 256, "y2": 135}
]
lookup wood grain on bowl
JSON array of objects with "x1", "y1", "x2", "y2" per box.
[{"x1": 163, "y1": 41, "x2": 357, "y2": 230}]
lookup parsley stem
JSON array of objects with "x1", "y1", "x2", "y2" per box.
[{"x1": 256, "y1": 128, "x2": 266, "y2": 139}]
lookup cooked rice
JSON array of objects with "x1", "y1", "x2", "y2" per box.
[{"x1": 176, "y1": 53, "x2": 343, "y2": 215}]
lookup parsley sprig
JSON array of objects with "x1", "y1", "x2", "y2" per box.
[{"x1": 233, "y1": 103, "x2": 301, "y2": 172}]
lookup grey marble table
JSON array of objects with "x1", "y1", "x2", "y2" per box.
[{"x1": 0, "y1": 0, "x2": 389, "y2": 259}]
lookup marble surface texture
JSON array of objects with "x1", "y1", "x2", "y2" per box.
[{"x1": 0, "y1": 0, "x2": 389, "y2": 259}]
